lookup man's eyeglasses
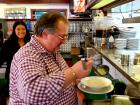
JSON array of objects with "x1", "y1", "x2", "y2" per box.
[
  {"x1": 56, "y1": 34, "x2": 68, "y2": 41},
  {"x1": 44, "y1": 29, "x2": 68, "y2": 41}
]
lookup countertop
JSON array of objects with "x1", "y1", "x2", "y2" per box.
[{"x1": 94, "y1": 47, "x2": 140, "y2": 88}]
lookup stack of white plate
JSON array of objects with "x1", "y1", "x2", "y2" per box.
[
  {"x1": 120, "y1": 30, "x2": 136, "y2": 39},
  {"x1": 127, "y1": 38, "x2": 139, "y2": 50},
  {"x1": 78, "y1": 76, "x2": 114, "y2": 94},
  {"x1": 114, "y1": 38, "x2": 127, "y2": 49}
]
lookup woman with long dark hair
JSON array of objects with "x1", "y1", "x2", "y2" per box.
[{"x1": 0, "y1": 20, "x2": 31, "y2": 99}]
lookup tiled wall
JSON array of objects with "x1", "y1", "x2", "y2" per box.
[
  {"x1": 60, "y1": 21, "x2": 93, "y2": 53},
  {"x1": 3, "y1": 20, "x2": 94, "y2": 53}
]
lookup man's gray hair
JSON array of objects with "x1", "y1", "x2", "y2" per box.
[{"x1": 34, "y1": 12, "x2": 68, "y2": 36}]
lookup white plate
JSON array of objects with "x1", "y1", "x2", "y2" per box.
[{"x1": 78, "y1": 83, "x2": 114, "y2": 94}]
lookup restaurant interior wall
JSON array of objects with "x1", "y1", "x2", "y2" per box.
[
  {"x1": 0, "y1": 3, "x2": 94, "y2": 53},
  {"x1": 0, "y1": 3, "x2": 69, "y2": 19}
]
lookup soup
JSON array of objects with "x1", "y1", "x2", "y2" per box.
[{"x1": 86, "y1": 79, "x2": 107, "y2": 87}]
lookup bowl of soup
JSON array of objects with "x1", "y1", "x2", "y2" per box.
[{"x1": 80, "y1": 76, "x2": 112, "y2": 91}]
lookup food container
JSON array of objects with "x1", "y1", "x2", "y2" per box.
[{"x1": 96, "y1": 65, "x2": 109, "y2": 76}]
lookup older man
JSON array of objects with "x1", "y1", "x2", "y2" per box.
[{"x1": 10, "y1": 12, "x2": 93, "y2": 105}]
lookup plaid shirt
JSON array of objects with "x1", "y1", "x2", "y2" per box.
[{"x1": 9, "y1": 36, "x2": 78, "y2": 105}]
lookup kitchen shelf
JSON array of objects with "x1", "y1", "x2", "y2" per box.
[
  {"x1": 68, "y1": 17, "x2": 92, "y2": 21},
  {"x1": 69, "y1": 32, "x2": 92, "y2": 34},
  {"x1": 4, "y1": 8, "x2": 26, "y2": 19}
]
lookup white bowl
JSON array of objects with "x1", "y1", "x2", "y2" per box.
[{"x1": 80, "y1": 76, "x2": 112, "y2": 90}]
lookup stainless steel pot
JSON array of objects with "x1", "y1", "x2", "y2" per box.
[
  {"x1": 121, "y1": 54, "x2": 130, "y2": 66},
  {"x1": 134, "y1": 53, "x2": 140, "y2": 65}
]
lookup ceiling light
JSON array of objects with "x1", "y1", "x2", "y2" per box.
[{"x1": 91, "y1": 0, "x2": 116, "y2": 9}]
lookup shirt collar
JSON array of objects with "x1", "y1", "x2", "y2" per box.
[{"x1": 30, "y1": 35, "x2": 51, "y2": 54}]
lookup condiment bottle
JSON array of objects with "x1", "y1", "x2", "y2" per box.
[
  {"x1": 101, "y1": 37, "x2": 106, "y2": 48},
  {"x1": 109, "y1": 35, "x2": 114, "y2": 49}
]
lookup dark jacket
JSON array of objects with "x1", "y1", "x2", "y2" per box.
[{"x1": 0, "y1": 38, "x2": 21, "y2": 80}]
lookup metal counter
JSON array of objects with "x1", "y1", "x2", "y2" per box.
[{"x1": 94, "y1": 47, "x2": 140, "y2": 89}]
